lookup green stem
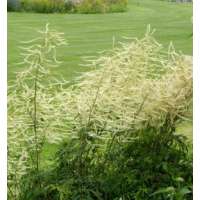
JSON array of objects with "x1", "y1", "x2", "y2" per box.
[{"x1": 34, "y1": 65, "x2": 39, "y2": 173}]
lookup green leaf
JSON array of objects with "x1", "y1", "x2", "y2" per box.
[
  {"x1": 150, "y1": 187, "x2": 175, "y2": 196},
  {"x1": 178, "y1": 187, "x2": 191, "y2": 196}
]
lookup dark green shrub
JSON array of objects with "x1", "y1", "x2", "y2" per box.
[
  {"x1": 7, "y1": 0, "x2": 21, "y2": 11},
  {"x1": 64, "y1": 0, "x2": 76, "y2": 12},
  {"x1": 20, "y1": 0, "x2": 67, "y2": 13},
  {"x1": 75, "y1": 0, "x2": 108, "y2": 14},
  {"x1": 18, "y1": 125, "x2": 192, "y2": 200},
  {"x1": 75, "y1": 0, "x2": 128, "y2": 14},
  {"x1": 108, "y1": 0, "x2": 128, "y2": 12},
  {"x1": 54, "y1": 125, "x2": 192, "y2": 200},
  {"x1": 15, "y1": 0, "x2": 127, "y2": 13}
]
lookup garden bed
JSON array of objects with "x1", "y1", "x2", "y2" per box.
[{"x1": 7, "y1": 0, "x2": 128, "y2": 13}]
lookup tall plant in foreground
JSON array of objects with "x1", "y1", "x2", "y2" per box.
[
  {"x1": 8, "y1": 25, "x2": 192, "y2": 200},
  {"x1": 47, "y1": 26, "x2": 192, "y2": 200},
  {"x1": 8, "y1": 24, "x2": 67, "y2": 200},
  {"x1": 59, "y1": 26, "x2": 192, "y2": 138}
]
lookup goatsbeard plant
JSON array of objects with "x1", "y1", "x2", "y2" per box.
[
  {"x1": 8, "y1": 24, "x2": 68, "y2": 200},
  {"x1": 8, "y1": 25, "x2": 192, "y2": 200}
]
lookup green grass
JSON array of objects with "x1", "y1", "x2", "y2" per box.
[
  {"x1": 8, "y1": 0, "x2": 192, "y2": 163},
  {"x1": 8, "y1": 0, "x2": 192, "y2": 81}
]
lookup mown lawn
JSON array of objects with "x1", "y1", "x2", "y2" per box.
[
  {"x1": 8, "y1": 0, "x2": 192, "y2": 162},
  {"x1": 8, "y1": 0, "x2": 192, "y2": 81}
]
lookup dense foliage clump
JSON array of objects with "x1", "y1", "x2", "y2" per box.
[
  {"x1": 20, "y1": 0, "x2": 68, "y2": 13},
  {"x1": 8, "y1": 0, "x2": 128, "y2": 13},
  {"x1": 8, "y1": 25, "x2": 192, "y2": 200},
  {"x1": 75, "y1": 0, "x2": 128, "y2": 13},
  {"x1": 7, "y1": 0, "x2": 21, "y2": 11}
]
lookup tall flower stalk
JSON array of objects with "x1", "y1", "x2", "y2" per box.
[{"x1": 8, "y1": 24, "x2": 67, "y2": 199}]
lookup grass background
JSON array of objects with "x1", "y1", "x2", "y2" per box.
[
  {"x1": 8, "y1": 0, "x2": 192, "y2": 163},
  {"x1": 8, "y1": 0, "x2": 192, "y2": 81}
]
